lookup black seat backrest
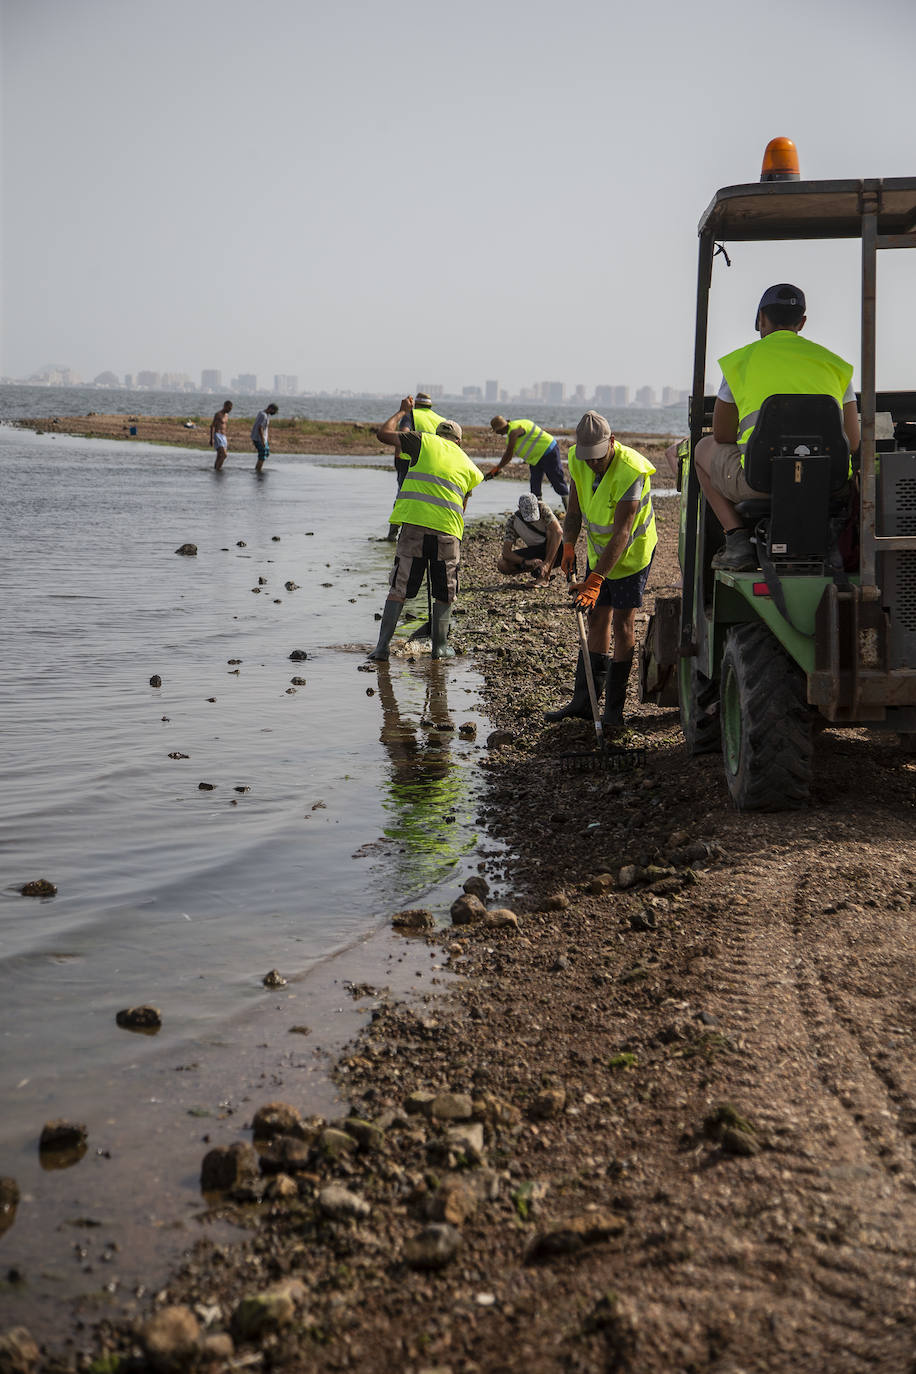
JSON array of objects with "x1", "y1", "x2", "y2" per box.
[{"x1": 743, "y1": 393, "x2": 850, "y2": 493}]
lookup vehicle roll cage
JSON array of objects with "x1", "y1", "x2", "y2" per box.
[{"x1": 682, "y1": 176, "x2": 916, "y2": 654}]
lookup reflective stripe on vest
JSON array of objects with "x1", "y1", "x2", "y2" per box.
[
  {"x1": 718, "y1": 331, "x2": 854, "y2": 460},
  {"x1": 568, "y1": 442, "x2": 657, "y2": 579},
  {"x1": 510, "y1": 418, "x2": 555, "y2": 465},
  {"x1": 411, "y1": 406, "x2": 447, "y2": 434},
  {"x1": 389, "y1": 433, "x2": 483, "y2": 539}
]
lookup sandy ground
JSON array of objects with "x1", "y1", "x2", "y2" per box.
[{"x1": 14, "y1": 486, "x2": 916, "y2": 1374}]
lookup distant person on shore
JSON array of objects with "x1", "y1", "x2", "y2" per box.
[
  {"x1": 251, "y1": 403, "x2": 279, "y2": 472},
  {"x1": 545, "y1": 411, "x2": 656, "y2": 732},
  {"x1": 498, "y1": 493, "x2": 563, "y2": 585},
  {"x1": 387, "y1": 392, "x2": 452, "y2": 540},
  {"x1": 209, "y1": 400, "x2": 233, "y2": 470},
  {"x1": 485, "y1": 415, "x2": 569, "y2": 506},
  {"x1": 370, "y1": 400, "x2": 483, "y2": 661}
]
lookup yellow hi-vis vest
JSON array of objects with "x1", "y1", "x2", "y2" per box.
[
  {"x1": 411, "y1": 405, "x2": 448, "y2": 434},
  {"x1": 718, "y1": 330, "x2": 854, "y2": 461},
  {"x1": 509, "y1": 418, "x2": 556, "y2": 465},
  {"x1": 568, "y1": 441, "x2": 657, "y2": 579},
  {"x1": 390, "y1": 433, "x2": 484, "y2": 539}
]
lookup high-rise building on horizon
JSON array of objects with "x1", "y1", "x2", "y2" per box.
[
  {"x1": 485, "y1": 379, "x2": 498, "y2": 403},
  {"x1": 417, "y1": 384, "x2": 443, "y2": 398},
  {"x1": 137, "y1": 370, "x2": 161, "y2": 389},
  {"x1": 273, "y1": 375, "x2": 298, "y2": 394},
  {"x1": 235, "y1": 373, "x2": 258, "y2": 392},
  {"x1": 462, "y1": 385, "x2": 482, "y2": 399},
  {"x1": 635, "y1": 385, "x2": 656, "y2": 408},
  {"x1": 612, "y1": 386, "x2": 629, "y2": 408},
  {"x1": 201, "y1": 369, "x2": 221, "y2": 391}
]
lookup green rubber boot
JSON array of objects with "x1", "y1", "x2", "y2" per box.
[
  {"x1": 369, "y1": 599, "x2": 401, "y2": 661},
  {"x1": 431, "y1": 601, "x2": 455, "y2": 659}
]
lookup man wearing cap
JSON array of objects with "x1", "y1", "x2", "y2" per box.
[
  {"x1": 370, "y1": 399, "x2": 484, "y2": 661},
  {"x1": 485, "y1": 416, "x2": 569, "y2": 506},
  {"x1": 545, "y1": 412, "x2": 657, "y2": 730},
  {"x1": 386, "y1": 392, "x2": 452, "y2": 540},
  {"x1": 695, "y1": 283, "x2": 859, "y2": 572},
  {"x1": 498, "y1": 493, "x2": 563, "y2": 585}
]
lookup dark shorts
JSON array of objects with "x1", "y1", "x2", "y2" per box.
[
  {"x1": 529, "y1": 443, "x2": 569, "y2": 499},
  {"x1": 253, "y1": 442, "x2": 269, "y2": 460},
  {"x1": 590, "y1": 553, "x2": 654, "y2": 609},
  {"x1": 516, "y1": 539, "x2": 547, "y2": 563}
]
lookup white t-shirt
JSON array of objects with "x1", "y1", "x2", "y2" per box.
[{"x1": 251, "y1": 410, "x2": 270, "y2": 444}]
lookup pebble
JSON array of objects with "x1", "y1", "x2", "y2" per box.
[
  {"x1": 450, "y1": 893, "x2": 486, "y2": 926},
  {"x1": 392, "y1": 908, "x2": 435, "y2": 931},
  {"x1": 486, "y1": 729, "x2": 515, "y2": 750},
  {"x1": 458, "y1": 722, "x2": 477, "y2": 738},
  {"x1": 429, "y1": 1092, "x2": 473, "y2": 1122},
  {"x1": 527, "y1": 1209, "x2": 627, "y2": 1261},
  {"x1": 317, "y1": 1127, "x2": 356, "y2": 1160},
  {"x1": 231, "y1": 1281, "x2": 306, "y2": 1341},
  {"x1": 39, "y1": 1120, "x2": 87, "y2": 1153},
  {"x1": 198, "y1": 782, "x2": 216, "y2": 791},
  {"x1": 446, "y1": 1121, "x2": 485, "y2": 1161},
  {"x1": 288, "y1": 649, "x2": 308, "y2": 661},
  {"x1": 484, "y1": 908, "x2": 520, "y2": 931},
  {"x1": 529, "y1": 1086, "x2": 566, "y2": 1120},
  {"x1": 402, "y1": 1223, "x2": 462, "y2": 1271},
  {"x1": 262, "y1": 969, "x2": 286, "y2": 988},
  {"x1": 19, "y1": 879, "x2": 57, "y2": 898},
  {"x1": 174, "y1": 544, "x2": 197, "y2": 556},
  {"x1": 462, "y1": 875, "x2": 490, "y2": 900},
  {"x1": 551, "y1": 955, "x2": 570, "y2": 972},
  {"x1": 251, "y1": 1102, "x2": 302, "y2": 1140},
  {"x1": 0, "y1": 1326, "x2": 39, "y2": 1374},
  {"x1": 140, "y1": 1305, "x2": 200, "y2": 1366},
  {"x1": 200, "y1": 1142, "x2": 260, "y2": 1193},
  {"x1": 149, "y1": 674, "x2": 162, "y2": 687},
  {"x1": 318, "y1": 1184, "x2": 371, "y2": 1222},
  {"x1": 115, "y1": 1005, "x2": 163, "y2": 1031}
]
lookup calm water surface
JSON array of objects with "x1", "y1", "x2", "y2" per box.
[{"x1": 0, "y1": 429, "x2": 527, "y2": 1338}]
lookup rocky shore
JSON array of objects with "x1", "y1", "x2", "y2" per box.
[{"x1": 9, "y1": 494, "x2": 916, "y2": 1374}]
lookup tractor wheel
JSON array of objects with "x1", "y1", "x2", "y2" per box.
[
  {"x1": 678, "y1": 655, "x2": 721, "y2": 755},
  {"x1": 719, "y1": 622, "x2": 812, "y2": 810}
]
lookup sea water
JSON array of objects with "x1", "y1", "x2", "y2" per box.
[{"x1": 0, "y1": 427, "x2": 530, "y2": 1338}]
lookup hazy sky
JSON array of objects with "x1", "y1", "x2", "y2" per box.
[{"x1": 2, "y1": 0, "x2": 915, "y2": 395}]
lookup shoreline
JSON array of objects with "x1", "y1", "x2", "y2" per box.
[
  {"x1": 10, "y1": 413, "x2": 676, "y2": 469},
  {"x1": 13, "y1": 493, "x2": 916, "y2": 1371}
]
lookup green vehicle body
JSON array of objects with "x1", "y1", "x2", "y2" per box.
[{"x1": 642, "y1": 171, "x2": 916, "y2": 809}]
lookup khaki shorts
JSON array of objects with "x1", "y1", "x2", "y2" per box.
[
  {"x1": 704, "y1": 440, "x2": 768, "y2": 502},
  {"x1": 389, "y1": 523, "x2": 460, "y2": 603}
]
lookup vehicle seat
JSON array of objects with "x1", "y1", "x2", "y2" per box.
[{"x1": 735, "y1": 394, "x2": 851, "y2": 563}]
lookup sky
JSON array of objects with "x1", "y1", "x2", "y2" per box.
[{"x1": 2, "y1": 0, "x2": 915, "y2": 397}]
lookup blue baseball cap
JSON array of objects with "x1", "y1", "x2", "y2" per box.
[{"x1": 757, "y1": 283, "x2": 805, "y2": 326}]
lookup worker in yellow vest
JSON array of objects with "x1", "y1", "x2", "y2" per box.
[
  {"x1": 695, "y1": 283, "x2": 860, "y2": 571},
  {"x1": 545, "y1": 412, "x2": 657, "y2": 731},
  {"x1": 371, "y1": 398, "x2": 484, "y2": 661},
  {"x1": 486, "y1": 416, "x2": 569, "y2": 506},
  {"x1": 386, "y1": 392, "x2": 453, "y2": 540}
]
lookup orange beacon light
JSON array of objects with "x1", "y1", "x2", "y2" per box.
[{"x1": 761, "y1": 137, "x2": 800, "y2": 182}]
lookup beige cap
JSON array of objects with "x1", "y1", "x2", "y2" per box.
[
  {"x1": 436, "y1": 419, "x2": 463, "y2": 443},
  {"x1": 575, "y1": 410, "x2": 612, "y2": 461},
  {"x1": 415, "y1": 392, "x2": 432, "y2": 406},
  {"x1": 490, "y1": 415, "x2": 509, "y2": 433}
]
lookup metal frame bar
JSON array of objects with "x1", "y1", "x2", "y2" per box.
[
  {"x1": 680, "y1": 231, "x2": 714, "y2": 653},
  {"x1": 860, "y1": 198, "x2": 879, "y2": 589}
]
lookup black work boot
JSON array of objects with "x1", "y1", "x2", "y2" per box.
[
  {"x1": 602, "y1": 652, "x2": 634, "y2": 730},
  {"x1": 544, "y1": 650, "x2": 608, "y2": 722},
  {"x1": 368, "y1": 599, "x2": 402, "y2": 661}
]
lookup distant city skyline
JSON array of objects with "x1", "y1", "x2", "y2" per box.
[{"x1": 1, "y1": 364, "x2": 693, "y2": 408}]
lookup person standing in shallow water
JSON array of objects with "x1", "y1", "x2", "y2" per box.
[
  {"x1": 251, "y1": 403, "x2": 279, "y2": 472},
  {"x1": 209, "y1": 400, "x2": 233, "y2": 470},
  {"x1": 370, "y1": 399, "x2": 483, "y2": 662}
]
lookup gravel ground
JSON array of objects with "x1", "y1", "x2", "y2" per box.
[{"x1": 20, "y1": 490, "x2": 916, "y2": 1374}]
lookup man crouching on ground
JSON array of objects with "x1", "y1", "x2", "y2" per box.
[
  {"x1": 369, "y1": 398, "x2": 484, "y2": 661},
  {"x1": 498, "y1": 492, "x2": 563, "y2": 585},
  {"x1": 545, "y1": 411, "x2": 657, "y2": 730}
]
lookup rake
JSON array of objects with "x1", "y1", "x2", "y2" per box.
[{"x1": 557, "y1": 606, "x2": 646, "y2": 774}]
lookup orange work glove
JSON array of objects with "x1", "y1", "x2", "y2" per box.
[
  {"x1": 485, "y1": 465, "x2": 501, "y2": 479},
  {"x1": 560, "y1": 542, "x2": 577, "y2": 578},
  {"x1": 573, "y1": 571, "x2": 604, "y2": 611}
]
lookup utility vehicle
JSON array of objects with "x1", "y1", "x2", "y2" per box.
[{"x1": 641, "y1": 141, "x2": 916, "y2": 809}]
